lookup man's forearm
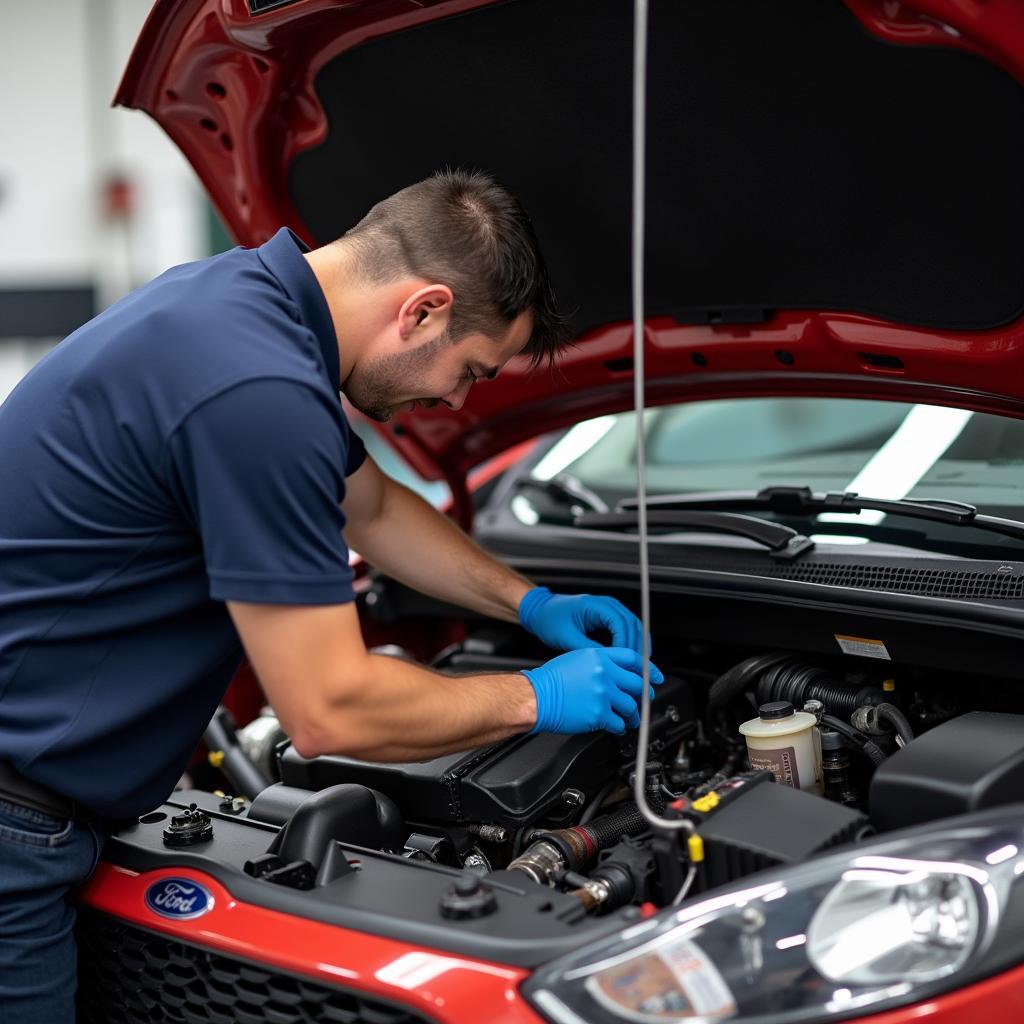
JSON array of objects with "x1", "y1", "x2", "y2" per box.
[
  {"x1": 346, "y1": 476, "x2": 533, "y2": 622},
  {"x1": 296, "y1": 653, "x2": 537, "y2": 761}
]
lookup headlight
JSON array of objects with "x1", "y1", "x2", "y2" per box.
[{"x1": 524, "y1": 812, "x2": 1024, "y2": 1023}]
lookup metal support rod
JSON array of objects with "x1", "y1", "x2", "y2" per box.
[{"x1": 630, "y1": 0, "x2": 695, "y2": 840}]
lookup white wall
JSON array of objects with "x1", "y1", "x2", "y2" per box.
[
  {"x1": 0, "y1": 0, "x2": 208, "y2": 395},
  {"x1": 0, "y1": 0, "x2": 94, "y2": 286}
]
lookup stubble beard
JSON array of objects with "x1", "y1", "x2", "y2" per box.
[{"x1": 344, "y1": 330, "x2": 451, "y2": 422}]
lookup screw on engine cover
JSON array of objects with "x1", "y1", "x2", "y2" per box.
[
  {"x1": 440, "y1": 875, "x2": 498, "y2": 919},
  {"x1": 665, "y1": 705, "x2": 681, "y2": 723},
  {"x1": 562, "y1": 788, "x2": 585, "y2": 809}
]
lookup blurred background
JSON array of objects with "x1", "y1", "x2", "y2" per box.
[{"x1": 0, "y1": 0, "x2": 230, "y2": 402}]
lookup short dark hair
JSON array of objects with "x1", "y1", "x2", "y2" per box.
[{"x1": 341, "y1": 169, "x2": 571, "y2": 367}]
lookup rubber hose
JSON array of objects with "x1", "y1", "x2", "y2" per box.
[
  {"x1": 757, "y1": 659, "x2": 827, "y2": 705},
  {"x1": 584, "y1": 802, "x2": 648, "y2": 850},
  {"x1": 876, "y1": 702, "x2": 915, "y2": 745},
  {"x1": 707, "y1": 652, "x2": 791, "y2": 709},
  {"x1": 757, "y1": 661, "x2": 884, "y2": 717},
  {"x1": 821, "y1": 713, "x2": 888, "y2": 766},
  {"x1": 204, "y1": 707, "x2": 272, "y2": 800},
  {"x1": 539, "y1": 802, "x2": 651, "y2": 873}
]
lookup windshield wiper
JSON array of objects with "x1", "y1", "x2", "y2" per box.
[
  {"x1": 573, "y1": 509, "x2": 815, "y2": 561},
  {"x1": 617, "y1": 485, "x2": 1024, "y2": 544},
  {"x1": 514, "y1": 474, "x2": 610, "y2": 514}
]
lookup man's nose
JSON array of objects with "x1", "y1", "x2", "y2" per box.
[{"x1": 441, "y1": 379, "x2": 473, "y2": 411}]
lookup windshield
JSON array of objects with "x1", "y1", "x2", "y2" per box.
[{"x1": 510, "y1": 398, "x2": 1024, "y2": 552}]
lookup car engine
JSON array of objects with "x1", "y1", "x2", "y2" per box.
[{"x1": 211, "y1": 623, "x2": 1024, "y2": 917}]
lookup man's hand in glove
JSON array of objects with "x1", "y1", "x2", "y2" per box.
[
  {"x1": 523, "y1": 647, "x2": 664, "y2": 735},
  {"x1": 519, "y1": 586, "x2": 648, "y2": 655}
]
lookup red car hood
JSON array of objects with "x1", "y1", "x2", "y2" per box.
[{"x1": 117, "y1": 0, "x2": 1024, "y2": 509}]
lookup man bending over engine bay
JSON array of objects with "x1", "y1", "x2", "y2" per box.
[{"x1": 0, "y1": 170, "x2": 661, "y2": 1020}]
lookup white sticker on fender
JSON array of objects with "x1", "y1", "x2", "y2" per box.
[
  {"x1": 585, "y1": 937, "x2": 737, "y2": 1022},
  {"x1": 834, "y1": 634, "x2": 891, "y2": 660}
]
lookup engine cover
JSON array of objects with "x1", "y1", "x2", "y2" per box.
[
  {"x1": 278, "y1": 675, "x2": 694, "y2": 826},
  {"x1": 870, "y1": 711, "x2": 1024, "y2": 832}
]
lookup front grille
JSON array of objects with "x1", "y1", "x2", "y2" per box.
[
  {"x1": 756, "y1": 561, "x2": 1024, "y2": 599},
  {"x1": 77, "y1": 911, "x2": 433, "y2": 1024}
]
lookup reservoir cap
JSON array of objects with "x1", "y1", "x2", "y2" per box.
[{"x1": 758, "y1": 701, "x2": 795, "y2": 721}]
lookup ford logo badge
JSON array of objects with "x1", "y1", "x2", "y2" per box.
[{"x1": 144, "y1": 877, "x2": 214, "y2": 921}]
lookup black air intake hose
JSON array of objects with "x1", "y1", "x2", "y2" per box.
[
  {"x1": 756, "y1": 660, "x2": 885, "y2": 717},
  {"x1": 707, "y1": 653, "x2": 792, "y2": 710},
  {"x1": 269, "y1": 784, "x2": 405, "y2": 866}
]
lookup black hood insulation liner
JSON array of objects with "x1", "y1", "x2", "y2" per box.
[{"x1": 291, "y1": 0, "x2": 1024, "y2": 338}]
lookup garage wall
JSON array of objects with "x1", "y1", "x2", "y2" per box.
[{"x1": 0, "y1": 0, "x2": 208, "y2": 397}]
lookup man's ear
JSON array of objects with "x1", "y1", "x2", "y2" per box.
[{"x1": 398, "y1": 284, "x2": 453, "y2": 342}]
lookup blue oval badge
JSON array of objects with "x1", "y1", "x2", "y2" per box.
[{"x1": 145, "y1": 877, "x2": 214, "y2": 921}]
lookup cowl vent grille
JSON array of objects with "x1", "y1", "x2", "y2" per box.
[{"x1": 756, "y1": 562, "x2": 1024, "y2": 599}]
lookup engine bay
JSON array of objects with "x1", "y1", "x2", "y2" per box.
[{"x1": 173, "y1": 613, "x2": 1024, "y2": 928}]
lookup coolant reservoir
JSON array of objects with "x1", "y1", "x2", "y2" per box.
[{"x1": 739, "y1": 701, "x2": 822, "y2": 794}]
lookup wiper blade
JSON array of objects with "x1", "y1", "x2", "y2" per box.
[
  {"x1": 514, "y1": 474, "x2": 610, "y2": 514},
  {"x1": 574, "y1": 509, "x2": 815, "y2": 561},
  {"x1": 618, "y1": 485, "x2": 1024, "y2": 543}
]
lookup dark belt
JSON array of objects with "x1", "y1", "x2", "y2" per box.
[{"x1": 0, "y1": 760, "x2": 108, "y2": 826}]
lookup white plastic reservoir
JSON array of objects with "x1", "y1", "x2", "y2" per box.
[{"x1": 739, "y1": 701, "x2": 822, "y2": 794}]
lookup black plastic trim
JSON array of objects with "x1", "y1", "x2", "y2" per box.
[
  {"x1": 87, "y1": 791, "x2": 630, "y2": 968},
  {"x1": 492, "y1": 553, "x2": 1024, "y2": 628},
  {"x1": 76, "y1": 910, "x2": 439, "y2": 1023}
]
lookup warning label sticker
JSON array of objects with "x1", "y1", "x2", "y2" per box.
[{"x1": 834, "y1": 634, "x2": 891, "y2": 660}]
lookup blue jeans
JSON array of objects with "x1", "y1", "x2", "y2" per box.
[{"x1": 0, "y1": 796, "x2": 106, "y2": 1023}]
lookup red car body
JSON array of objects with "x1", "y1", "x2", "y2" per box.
[{"x1": 80, "y1": 2, "x2": 1024, "y2": 1023}]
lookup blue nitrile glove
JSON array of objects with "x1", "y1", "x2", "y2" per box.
[
  {"x1": 519, "y1": 586, "x2": 648, "y2": 655},
  {"x1": 523, "y1": 647, "x2": 665, "y2": 735}
]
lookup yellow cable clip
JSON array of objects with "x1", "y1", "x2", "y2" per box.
[
  {"x1": 687, "y1": 833, "x2": 705, "y2": 864},
  {"x1": 208, "y1": 749, "x2": 225, "y2": 768},
  {"x1": 691, "y1": 791, "x2": 720, "y2": 813}
]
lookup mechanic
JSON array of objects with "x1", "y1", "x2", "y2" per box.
[{"x1": 0, "y1": 170, "x2": 662, "y2": 1019}]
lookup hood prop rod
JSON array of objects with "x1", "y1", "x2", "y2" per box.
[{"x1": 629, "y1": 0, "x2": 699, "y2": 891}]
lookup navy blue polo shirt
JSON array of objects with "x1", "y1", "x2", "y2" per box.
[{"x1": 0, "y1": 229, "x2": 366, "y2": 818}]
